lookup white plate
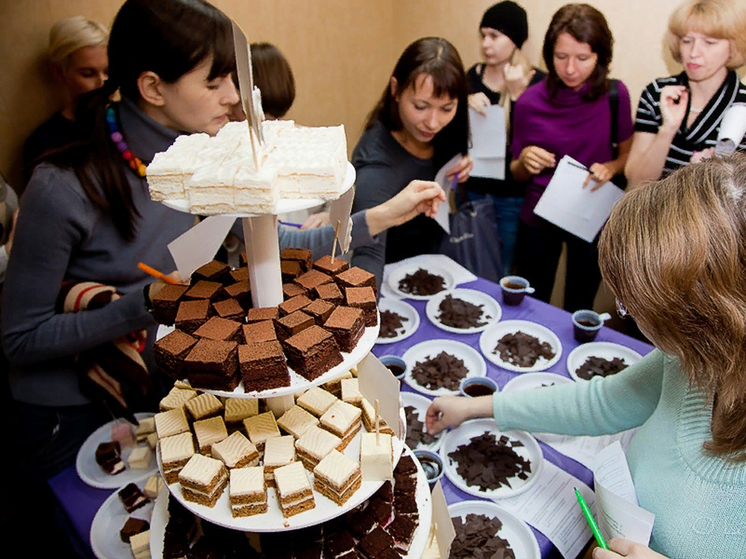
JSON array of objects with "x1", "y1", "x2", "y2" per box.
[
  {"x1": 448, "y1": 500, "x2": 540, "y2": 559},
  {"x1": 76, "y1": 413, "x2": 157, "y2": 489},
  {"x1": 160, "y1": 427, "x2": 404, "y2": 532},
  {"x1": 502, "y1": 372, "x2": 574, "y2": 392},
  {"x1": 376, "y1": 297, "x2": 421, "y2": 344},
  {"x1": 426, "y1": 289, "x2": 501, "y2": 334},
  {"x1": 90, "y1": 477, "x2": 155, "y2": 559},
  {"x1": 161, "y1": 162, "x2": 355, "y2": 216},
  {"x1": 386, "y1": 262, "x2": 455, "y2": 300},
  {"x1": 156, "y1": 316, "x2": 379, "y2": 399},
  {"x1": 401, "y1": 392, "x2": 443, "y2": 452},
  {"x1": 402, "y1": 339, "x2": 487, "y2": 397},
  {"x1": 440, "y1": 418, "x2": 543, "y2": 500},
  {"x1": 479, "y1": 320, "x2": 562, "y2": 372},
  {"x1": 567, "y1": 342, "x2": 643, "y2": 382}
]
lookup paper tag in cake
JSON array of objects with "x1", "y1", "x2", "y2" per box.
[
  {"x1": 357, "y1": 353, "x2": 401, "y2": 438},
  {"x1": 329, "y1": 184, "x2": 355, "y2": 254},
  {"x1": 431, "y1": 481, "x2": 456, "y2": 557},
  {"x1": 168, "y1": 215, "x2": 236, "y2": 280}
]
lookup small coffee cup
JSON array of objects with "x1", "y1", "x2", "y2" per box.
[
  {"x1": 380, "y1": 355, "x2": 407, "y2": 379},
  {"x1": 571, "y1": 310, "x2": 611, "y2": 343},
  {"x1": 413, "y1": 449, "x2": 444, "y2": 487},
  {"x1": 500, "y1": 276, "x2": 535, "y2": 306},
  {"x1": 459, "y1": 377, "x2": 499, "y2": 398}
]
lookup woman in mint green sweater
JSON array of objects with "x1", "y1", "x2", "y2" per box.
[{"x1": 428, "y1": 154, "x2": 746, "y2": 559}]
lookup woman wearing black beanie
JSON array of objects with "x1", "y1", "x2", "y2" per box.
[{"x1": 460, "y1": 1, "x2": 544, "y2": 275}]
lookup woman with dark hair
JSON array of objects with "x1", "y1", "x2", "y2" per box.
[
  {"x1": 351, "y1": 37, "x2": 472, "y2": 289},
  {"x1": 509, "y1": 3, "x2": 633, "y2": 311},
  {"x1": 428, "y1": 154, "x2": 746, "y2": 558},
  {"x1": 252, "y1": 42, "x2": 296, "y2": 120}
]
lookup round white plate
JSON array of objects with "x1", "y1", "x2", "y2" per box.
[
  {"x1": 402, "y1": 339, "x2": 487, "y2": 397},
  {"x1": 386, "y1": 262, "x2": 455, "y2": 300},
  {"x1": 161, "y1": 162, "x2": 355, "y2": 216},
  {"x1": 156, "y1": 316, "x2": 379, "y2": 399},
  {"x1": 567, "y1": 342, "x2": 643, "y2": 382},
  {"x1": 440, "y1": 418, "x2": 543, "y2": 500},
  {"x1": 90, "y1": 477, "x2": 155, "y2": 559},
  {"x1": 401, "y1": 392, "x2": 443, "y2": 452},
  {"x1": 426, "y1": 289, "x2": 501, "y2": 334},
  {"x1": 160, "y1": 427, "x2": 404, "y2": 531},
  {"x1": 149, "y1": 484, "x2": 170, "y2": 559},
  {"x1": 479, "y1": 320, "x2": 562, "y2": 373},
  {"x1": 76, "y1": 413, "x2": 157, "y2": 489},
  {"x1": 502, "y1": 372, "x2": 574, "y2": 392},
  {"x1": 448, "y1": 500, "x2": 540, "y2": 559},
  {"x1": 376, "y1": 297, "x2": 421, "y2": 344}
]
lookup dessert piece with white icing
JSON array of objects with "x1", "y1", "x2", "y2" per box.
[{"x1": 360, "y1": 432, "x2": 393, "y2": 481}]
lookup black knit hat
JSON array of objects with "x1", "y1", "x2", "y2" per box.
[{"x1": 480, "y1": 1, "x2": 529, "y2": 48}]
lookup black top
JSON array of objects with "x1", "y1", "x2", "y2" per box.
[
  {"x1": 463, "y1": 63, "x2": 545, "y2": 198},
  {"x1": 351, "y1": 121, "x2": 444, "y2": 290},
  {"x1": 22, "y1": 112, "x2": 80, "y2": 185}
]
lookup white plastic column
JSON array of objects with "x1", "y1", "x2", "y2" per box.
[{"x1": 242, "y1": 214, "x2": 283, "y2": 308}]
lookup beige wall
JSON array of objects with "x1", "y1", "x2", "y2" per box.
[{"x1": 0, "y1": 0, "x2": 736, "y2": 191}]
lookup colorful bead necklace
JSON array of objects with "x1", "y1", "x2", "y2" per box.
[{"x1": 106, "y1": 106, "x2": 147, "y2": 177}]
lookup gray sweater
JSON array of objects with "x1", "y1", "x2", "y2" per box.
[{"x1": 3, "y1": 98, "x2": 375, "y2": 407}]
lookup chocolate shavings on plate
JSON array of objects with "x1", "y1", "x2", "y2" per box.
[
  {"x1": 450, "y1": 513, "x2": 516, "y2": 559},
  {"x1": 493, "y1": 331, "x2": 555, "y2": 367},
  {"x1": 404, "y1": 405, "x2": 438, "y2": 449},
  {"x1": 379, "y1": 310, "x2": 409, "y2": 339},
  {"x1": 398, "y1": 268, "x2": 446, "y2": 296},
  {"x1": 448, "y1": 431, "x2": 532, "y2": 491},
  {"x1": 411, "y1": 351, "x2": 469, "y2": 391},
  {"x1": 437, "y1": 295, "x2": 487, "y2": 329},
  {"x1": 576, "y1": 355, "x2": 627, "y2": 380}
]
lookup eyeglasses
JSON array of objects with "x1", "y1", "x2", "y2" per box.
[{"x1": 615, "y1": 298, "x2": 628, "y2": 319}]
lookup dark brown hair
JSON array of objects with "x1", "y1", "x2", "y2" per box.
[
  {"x1": 599, "y1": 154, "x2": 746, "y2": 460},
  {"x1": 365, "y1": 37, "x2": 469, "y2": 169},
  {"x1": 250, "y1": 42, "x2": 296, "y2": 119},
  {"x1": 44, "y1": 0, "x2": 235, "y2": 241},
  {"x1": 542, "y1": 3, "x2": 613, "y2": 102}
]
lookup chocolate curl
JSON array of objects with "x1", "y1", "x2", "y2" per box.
[{"x1": 331, "y1": 220, "x2": 341, "y2": 263}]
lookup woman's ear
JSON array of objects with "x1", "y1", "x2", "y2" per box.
[
  {"x1": 390, "y1": 76, "x2": 399, "y2": 100},
  {"x1": 137, "y1": 71, "x2": 166, "y2": 107}
]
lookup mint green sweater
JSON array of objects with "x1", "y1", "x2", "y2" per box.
[{"x1": 493, "y1": 350, "x2": 746, "y2": 557}]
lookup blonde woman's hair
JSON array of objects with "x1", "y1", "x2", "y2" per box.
[
  {"x1": 599, "y1": 154, "x2": 746, "y2": 460},
  {"x1": 500, "y1": 48, "x2": 532, "y2": 134},
  {"x1": 666, "y1": 0, "x2": 746, "y2": 69},
  {"x1": 48, "y1": 16, "x2": 108, "y2": 69}
]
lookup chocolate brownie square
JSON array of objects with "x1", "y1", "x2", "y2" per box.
[
  {"x1": 224, "y1": 280, "x2": 251, "y2": 312},
  {"x1": 282, "y1": 325, "x2": 342, "y2": 380},
  {"x1": 241, "y1": 320, "x2": 277, "y2": 344},
  {"x1": 281, "y1": 248, "x2": 313, "y2": 272},
  {"x1": 275, "y1": 310, "x2": 314, "y2": 342},
  {"x1": 212, "y1": 298, "x2": 245, "y2": 322},
  {"x1": 151, "y1": 284, "x2": 189, "y2": 325},
  {"x1": 386, "y1": 516, "x2": 417, "y2": 552},
  {"x1": 283, "y1": 282, "x2": 308, "y2": 300},
  {"x1": 394, "y1": 455, "x2": 417, "y2": 477},
  {"x1": 192, "y1": 260, "x2": 230, "y2": 283},
  {"x1": 184, "y1": 280, "x2": 224, "y2": 301},
  {"x1": 175, "y1": 299, "x2": 212, "y2": 334},
  {"x1": 323, "y1": 306, "x2": 364, "y2": 352},
  {"x1": 294, "y1": 269, "x2": 333, "y2": 292},
  {"x1": 278, "y1": 294, "x2": 312, "y2": 317},
  {"x1": 314, "y1": 282, "x2": 343, "y2": 306},
  {"x1": 345, "y1": 286, "x2": 378, "y2": 327},
  {"x1": 358, "y1": 527, "x2": 394, "y2": 559},
  {"x1": 238, "y1": 341, "x2": 289, "y2": 390},
  {"x1": 345, "y1": 510, "x2": 376, "y2": 539},
  {"x1": 366, "y1": 496, "x2": 393, "y2": 527},
  {"x1": 118, "y1": 483, "x2": 148, "y2": 513},
  {"x1": 281, "y1": 260, "x2": 304, "y2": 283},
  {"x1": 193, "y1": 317, "x2": 242, "y2": 342},
  {"x1": 228, "y1": 266, "x2": 249, "y2": 284},
  {"x1": 323, "y1": 531, "x2": 355, "y2": 558},
  {"x1": 336, "y1": 266, "x2": 377, "y2": 296},
  {"x1": 313, "y1": 255, "x2": 349, "y2": 276},
  {"x1": 303, "y1": 299, "x2": 335, "y2": 327},
  {"x1": 246, "y1": 306, "x2": 279, "y2": 323},
  {"x1": 120, "y1": 517, "x2": 149, "y2": 543},
  {"x1": 394, "y1": 492, "x2": 418, "y2": 518},
  {"x1": 154, "y1": 329, "x2": 198, "y2": 379},
  {"x1": 184, "y1": 339, "x2": 239, "y2": 391}
]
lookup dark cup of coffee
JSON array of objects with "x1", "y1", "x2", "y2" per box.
[
  {"x1": 459, "y1": 377, "x2": 499, "y2": 398},
  {"x1": 500, "y1": 276, "x2": 535, "y2": 306},
  {"x1": 380, "y1": 355, "x2": 407, "y2": 379},
  {"x1": 413, "y1": 449, "x2": 444, "y2": 486},
  {"x1": 571, "y1": 310, "x2": 611, "y2": 343}
]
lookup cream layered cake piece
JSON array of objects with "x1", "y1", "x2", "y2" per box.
[
  {"x1": 135, "y1": 417, "x2": 155, "y2": 442},
  {"x1": 313, "y1": 449, "x2": 362, "y2": 506},
  {"x1": 184, "y1": 392, "x2": 223, "y2": 421},
  {"x1": 263, "y1": 435, "x2": 296, "y2": 487},
  {"x1": 360, "y1": 432, "x2": 393, "y2": 481},
  {"x1": 154, "y1": 408, "x2": 190, "y2": 439},
  {"x1": 211, "y1": 431, "x2": 259, "y2": 469},
  {"x1": 129, "y1": 529, "x2": 152, "y2": 559},
  {"x1": 229, "y1": 466, "x2": 268, "y2": 518},
  {"x1": 193, "y1": 416, "x2": 228, "y2": 454},
  {"x1": 178, "y1": 454, "x2": 228, "y2": 508},
  {"x1": 160, "y1": 431, "x2": 195, "y2": 484},
  {"x1": 146, "y1": 132, "x2": 210, "y2": 200},
  {"x1": 224, "y1": 398, "x2": 259, "y2": 426},
  {"x1": 233, "y1": 165, "x2": 278, "y2": 213},
  {"x1": 296, "y1": 386, "x2": 338, "y2": 417},
  {"x1": 143, "y1": 476, "x2": 163, "y2": 500},
  {"x1": 243, "y1": 411, "x2": 281, "y2": 451},
  {"x1": 360, "y1": 397, "x2": 396, "y2": 436},
  {"x1": 159, "y1": 387, "x2": 197, "y2": 411},
  {"x1": 341, "y1": 378, "x2": 363, "y2": 407},
  {"x1": 187, "y1": 161, "x2": 237, "y2": 215},
  {"x1": 295, "y1": 425, "x2": 344, "y2": 471},
  {"x1": 273, "y1": 461, "x2": 315, "y2": 518},
  {"x1": 277, "y1": 405, "x2": 319, "y2": 439},
  {"x1": 320, "y1": 400, "x2": 362, "y2": 449},
  {"x1": 127, "y1": 446, "x2": 152, "y2": 470}
]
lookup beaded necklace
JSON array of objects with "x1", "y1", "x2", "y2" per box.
[{"x1": 106, "y1": 106, "x2": 147, "y2": 177}]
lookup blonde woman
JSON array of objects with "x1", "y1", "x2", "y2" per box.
[
  {"x1": 625, "y1": 0, "x2": 746, "y2": 188},
  {"x1": 23, "y1": 16, "x2": 108, "y2": 182},
  {"x1": 428, "y1": 155, "x2": 746, "y2": 558},
  {"x1": 461, "y1": 1, "x2": 544, "y2": 273}
]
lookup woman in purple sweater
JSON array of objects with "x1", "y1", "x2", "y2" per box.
[{"x1": 509, "y1": 3, "x2": 633, "y2": 311}]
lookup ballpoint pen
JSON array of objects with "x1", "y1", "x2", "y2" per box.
[{"x1": 575, "y1": 487, "x2": 609, "y2": 550}]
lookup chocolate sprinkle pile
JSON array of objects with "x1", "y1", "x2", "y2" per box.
[
  {"x1": 398, "y1": 268, "x2": 446, "y2": 296},
  {"x1": 576, "y1": 356, "x2": 627, "y2": 380},
  {"x1": 379, "y1": 310, "x2": 409, "y2": 339},
  {"x1": 494, "y1": 331, "x2": 555, "y2": 368},
  {"x1": 450, "y1": 513, "x2": 516, "y2": 559},
  {"x1": 404, "y1": 405, "x2": 438, "y2": 449},
  {"x1": 411, "y1": 351, "x2": 469, "y2": 391},
  {"x1": 437, "y1": 295, "x2": 487, "y2": 329},
  {"x1": 448, "y1": 431, "x2": 531, "y2": 491}
]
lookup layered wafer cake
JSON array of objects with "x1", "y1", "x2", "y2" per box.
[
  {"x1": 159, "y1": 386, "x2": 196, "y2": 411},
  {"x1": 154, "y1": 407, "x2": 190, "y2": 439},
  {"x1": 154, "y1": 329, "x2": 197, "y2": 379},
  {"x1": 295, "y1": 425, "x2": 344, "y2": 470},
  {"x1": 243, "y1": 411, "x2": 281, "y2": 451},
  {"x1": 282, "y1": 325, "x2": 343, "y2": 380},
  {"x1": 128, "y1": 446, "x2": 152, "y2": 470},
  {"x1": 224, "y1": 398, "x2": 259, "y2": 426},
  {"x1": 129, "y1": 529, "x2": 151, "y2": 559},
  {"x1": 273, "y1": 461, "x2": 315, "y2": 518},
  {"x1": 229, "y1": 466, "x2": 268, "y2": 518},
  {"x1": 313, "y1": 449, "x2": 362, "y2": 506},
  {"x1": 324, "y1": 306, "x2": 365, "y2": 352},
  {"x1": 135, "y1": 417, "x2": 155, "y2": 442},
  {"x1": 277, "y1": 405, "x2": 319, "y2": 439},
  {"x1": 184, "y1": 392, "x2": 223, "y2": 421},
  {"x1": 211, "y1": 431, "x2": 260, "y2": 470},
  {"x1": 193, "y1": 416, "x2": 228, "y2": 454},
  {"x1": 361, "y1": 397, "x2": 396, "y2": 436},
  {"x1": 296, "y1": 386, "x2": 338, "y2": 417},
  {"x1": 341, "y1": 378, "x2": 363, "y2": 407},
  {"x1": 263, "y1": 435, "x2": 296, "y2": 487},
  {"x1": 178, "y1": 454, "x2": 228, "y2": 508},
  {"x1": 324, "y1": 369, "x2": 352, "y2": 397},
  {"x1": 320, "y1": 400, "x2": 362, "y2": 449},
  {"x1": 160, "y1": 432, "x2": 195, "y2": 484},
  {"x1": 360, "y1": 433, "x2": 393, "y2": 480},
  {"x1": 238, "y1": 341, "x2": 290, "y2": 391}
]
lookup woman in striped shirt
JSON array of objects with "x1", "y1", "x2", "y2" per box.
[{"x1": 625, "y1": 0, "x2": 746, "y2": 189}]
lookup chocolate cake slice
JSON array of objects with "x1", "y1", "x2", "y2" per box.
[
  {"x1": 184, "y1": 280, "x2": 224, "y2": 301},
  {"x1": 336, "y1": 266, "x2": 377, "y2": 296},
  {"x1": 154, "y1": 329, "x2": 197, "y2": 380},
  {"x1": 345, "y1": 286, "x2": 378, "y2": 327},
  {"x1": 246, "y1": 306, "x2": 279, "y2": 323},
  {"x1": 282, "y1": 325, "x2": 342, "y2": 380},
  {"x1": 238, "y1": 342, "x2": 290, "y2": 391},
  {"x1": 281, "y1": 248, "x2": 313, "y2": 272},
  {"x1": 228, "y1": 266, "x2": 249, "y2": 284},
  {"x1": 242, "y1": 320, "x2": 277, "y2": 344},
  {"x1": 314, "y1": 255, "x2": 349, "y2": 276},
  {"x1": 95, "y1": 441, "x2": 124, "y2": 475},
  {"x1": 324, "y1": 306, "x2": 364, "y2": 352},
  {"x1": 120, "y1": 517, "x2": 149, "y2": 543},
  {"x1": 175, "y1": 299, "x2": 212, "y2": 334},
  {"x1": 275, "y1": 310, "x2": 314, "y2": 342},
  {"x1": 151, "y1": 284, "x2": 189, "y2": 325},
  {"x1": 358, "y1": 527, "x2": 395, "y2": 559},
  {"x1": 294, "y1": 269, "x2": 333, "y2": 292},
  {"x1": 283, "y1": 282, "x2": 308, "y2": 300},
  {"x1": 224, "y1": 280, "x2": 251, "y2": 312},
  {"x1": 184, "y1": 339, "x2": 239, "y2": 391},
  {"x1": 192, "y1": 260, "x2": 230, "y2": 284},
  {"x1": 279, "y1": 294, "x2": 312, "y2": 317},
  {"x1": 314, "y1": 282, "x2": 343, "y2": 305},
  {"x1": 193, "y1": 316, "x2": 242, "y2": 342},
  {"x1": 304, "y1": 299, "x2": 335, "y2": 327},
  {"x1": 118, "y1": 482, "x2": 148, "y2": 513},
  {"x1": 281, "y1": 260, "x2": 304, "y2": 283},
  {"x1": 212, "y1": 298, "x2": 245, "y2": 322}
]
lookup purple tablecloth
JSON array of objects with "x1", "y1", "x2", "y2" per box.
[
  {"x1": 373, "y1": 277, "x2": 653, "y2": 558},
  {"x1": 49, "y1": 276, "x2": 652, "y2": 558}
]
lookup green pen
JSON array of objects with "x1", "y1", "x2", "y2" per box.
[{"x1": 575, "y1": 487, "x2": 609, "y2": 550}]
